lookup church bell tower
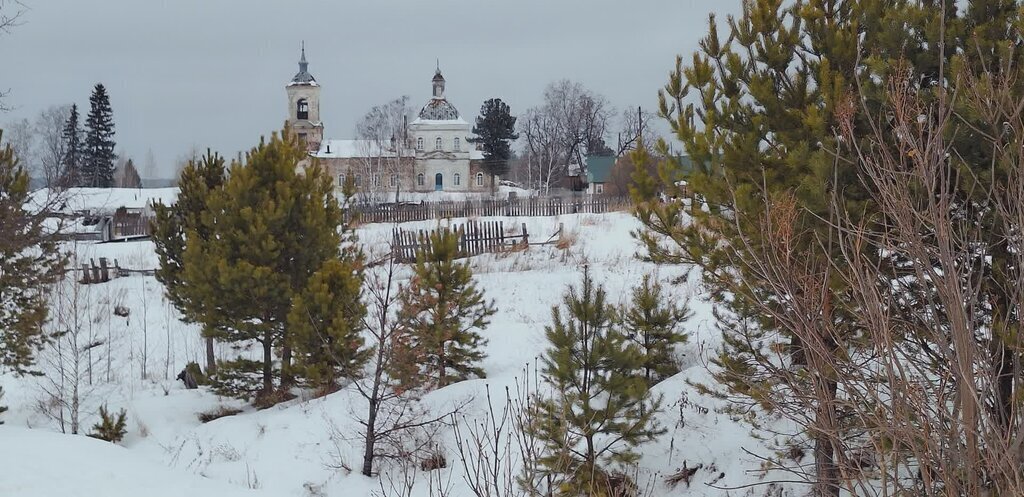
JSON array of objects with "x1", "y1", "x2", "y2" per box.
[{"x1": 285, "y1": 42, "x2": 323, "y2": 152}]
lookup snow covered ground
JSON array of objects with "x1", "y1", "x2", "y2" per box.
[{"x1": 0, "y1": 211, "x2": 795, "y2": 497}]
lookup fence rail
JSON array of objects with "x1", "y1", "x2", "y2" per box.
[
  {"x1": 392, "y1": 220, "x2": 531, "y2": 263},
  {"x1": 353, "y1": 196, "x2": 631, "y2": 224}
]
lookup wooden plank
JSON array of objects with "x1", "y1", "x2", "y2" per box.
[{"x1": 472, "y1": 220, "x2": 480, "y2": 256}]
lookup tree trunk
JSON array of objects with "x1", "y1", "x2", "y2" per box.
[
  {"x1": 361, "y1": 398, "x2": 378, "y2": 476},
  {"x1": 813, "y1": 294, "x2": 839, "y2": 497},
  {"x1": 585, "y1": 433, "x2": 595, "y2": 469},
  {"x1": 813, "y1": 378, "x2": 840, "y2": 497},
  {"x1": 205, "y1": 335, "x2": 216, "y2": 375},
  {"x1": 261, "y1": 333, "x2": 273, "y2": 395},
  {"x1": 992, "y1": 305, "x2": 1016, "y2": 433},
  {"x1": 438, "y1": 341, "x2": 446, "y2": 388},
  {"x1": 994, "y1": 337, "x2": 1014, "y2": 429},
  {"x1": 361, "y1": 344, "x2": 388, "y2": 476},
  {"x1": 281, "y1": 343, "x2": 294, "y2": 388}
]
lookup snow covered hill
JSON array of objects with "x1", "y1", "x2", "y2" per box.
[
  {"x1": 0, "y1": 212, "x2": 793, "y2": 497},
  {"x1": 0, "y1": 427, "x2": 269, "y2": 497}
]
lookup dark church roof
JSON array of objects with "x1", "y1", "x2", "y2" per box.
[{"x1": 289, "y1": 44, "x2": 317, "y2": 86}]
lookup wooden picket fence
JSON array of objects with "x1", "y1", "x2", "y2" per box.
[
  {"x1": 392, "y1": 220, "x2": 531, "y2": 262},
  {"x1": 353, "y1": 196, "x2": 630, "y2": 225}
]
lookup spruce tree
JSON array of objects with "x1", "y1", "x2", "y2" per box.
[
  {"x1": 119, "y1": 158, "x2": 141, "y2": 188},
  {"x1": 396, "y1": 229, "x2": 495, "y2": 389},
  {"x1": 0, "y1": 130, "x2": 65, "y2": 376},
  {"x1": 60, "y1": 104, "x2": 83, "y2": 187},
  {"x1": 533, "y1": 268, "x2": 662, "y2": 496},
  {"x1": 468, "y1": 98, "x2": 518, "y2": 193},
  {"x1": 621, "y1": 274, "x2": 690, "y2": 386},
  {"x1": 83, "y1": 83, "x2": 116, "y2": 187},
  {"x1": 287, "y1": 258, "x2": 369, "y2": 391},
  {"x1": 179, "y1": 130, "x2": 344, "y2": 399},
  {"x1": 152, "y1": 151, "x2": 226, "y2": 375}
]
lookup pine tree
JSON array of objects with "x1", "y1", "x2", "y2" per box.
[
  {"x1": 396, "y1": 229, "x2": 495, "y2": 389},
  {"x1": 60, "y1": 104, "x2": 83, "y2": 187},
  {"x1": 941, "y1": 0, "x2": 1024, "y2": 439},
  {"x1": 87, "y1": 405, "x2": 127, "y2": 443},
  {"x1": 0, "y1": 130, "x2": 65, "y2": 376},
  {"x1": 287, "y1": 258, "x2": 369, "y2": 391},
  {"x1": 179, "y1": 129, "x2": 344, "y2": 400},
  {"x1": 152, "y1": 151, "x2": 226, "y2": 375},
  {"x1": 83, "y1": 83, "x2": 116, "y2": 187},
  {"x1": 533, "y1": 268, "x2": 662, "y2": 496},
  {"x1": 621, "y1": 274, "x2": 690, "y2": 386},
  {"x1": 630, "y1": 2, "x2": 954, "y2": 494},
  {"x1": 468, "y1": 98, "x2": 518, "y2": 193}
]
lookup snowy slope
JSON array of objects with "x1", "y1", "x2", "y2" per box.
[
  {"x1": 0, "y1": 427, "x2": 268, "y2": 497},
  {"x1": 0, "y1": 211, "x2": 795, "y2": 497}
]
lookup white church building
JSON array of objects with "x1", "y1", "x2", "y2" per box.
[{"x1": 284, "y1": 47, "x2": 491, "y2": 198}]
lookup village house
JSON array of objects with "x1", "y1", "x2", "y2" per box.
[{"x1": 583, "y1": 155, "x2": 616, "y2": 195}]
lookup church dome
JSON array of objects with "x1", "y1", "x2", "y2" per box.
[
  {"x1": 418, "y1": 67, "x2": 459, "y2": 120},
  {"x1": 418, "y1": 98, "x2": 460, "y2": 120}
]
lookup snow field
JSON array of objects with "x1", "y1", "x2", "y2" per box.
[{"x1": 1, "y1": 211, "x2": 790, "y2": 497}]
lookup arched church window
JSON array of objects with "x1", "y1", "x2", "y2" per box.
[
  {"x1": 417, "y1": 173, "x2": 425, "y2": 186},
  {"x1": 373, "y1": 175, "x2": 380, "y2": 187},
  {"x1": 454, "y1": 138, "x2": 460, "y2": 151},
  {"x1": 416, "y1": 137, "x2": 424, "y2": 151},
  {"x1": 435, "y1": 137, "x2": 443, "y2": 150},
  {"x1": 476, "y1": 172, "x2": 484, "y2": 186},
  {"x1": 390, "y1": 175, "x2": 397, "y2": 187},
  {"x1": 339, "y1": 174, "x2": 345, "y2": 186},
  {"x1": 454, "y1": 173, "x2": 461, "y2": 186},
  {"x1": 297, "y1": 98, "x2": 309, "y2": 120},
  {"x1": 355, "y1": 175, "x2": 362, "y2": 187}
]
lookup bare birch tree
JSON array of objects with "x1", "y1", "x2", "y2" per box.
[
  {"x1": 356, "y1": 96, "x2": 412, "y2": 204},
  {"x1": 38, "y1": 263, "x2": 104, "y2": 435},
  {"x1": 2, "y1": 118, "x2": 34, "y2": 172},
  {"x1": 519, "y1": 81, "x2": 613, "y2": 194},
  {"x1": 615, "y1": 107, "x2": 655, "y2": 156},
  {"x1": 35, "y1": 105, "x2": 71, "y2": 188}
]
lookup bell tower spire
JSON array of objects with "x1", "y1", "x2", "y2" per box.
[
  {"x1": 286, "y1": 42, "x2": 323, "y2": 152},
  {"x1": 432, "y1": 62, "x2": 446, "y2": 99}
]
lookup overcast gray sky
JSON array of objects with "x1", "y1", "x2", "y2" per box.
[{"x1": 0, "y1": 0, "x2": 736, "y2": 178}]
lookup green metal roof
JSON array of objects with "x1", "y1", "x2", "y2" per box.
[
  {"x1": 585, "y1": 155, "x2": 616, "y2": 183},
  {"x1": 585, "y1": 154, "x2": 696, "y2": 184}
]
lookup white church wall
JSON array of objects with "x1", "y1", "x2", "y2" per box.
[{"x1": 418, "y1": 157, "x2": 471, "y2": 192}]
